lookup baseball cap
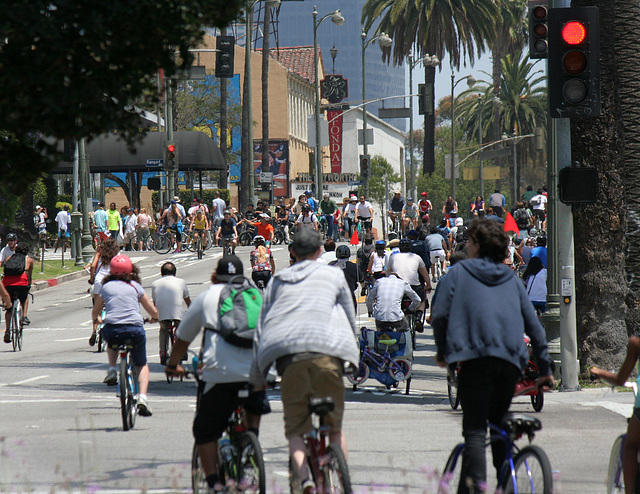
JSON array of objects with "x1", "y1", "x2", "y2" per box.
[
  {"x1": 171, "y1": 200, "x2": 177, "y2": 204},
  {"x1": 394, "y1": 190, "x2": 401, "y2": 194},
  {"x1": 260, "y1": 213, "x2": 270, "y2": 219},
  {"x1": 36, "y1": 205, "x2": 42, "y2": 210},
  {"x1": 216, "y1": 255, "x2": 244, "y2": 282},
  {"x1": 127, "y1": 208, "x2": 133, "y2": 212}
]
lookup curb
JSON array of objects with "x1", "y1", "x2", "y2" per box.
[{"x1": 32, "y1": 269, "x2": 89, "y2": 292}]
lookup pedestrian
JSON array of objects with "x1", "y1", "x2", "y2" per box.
[
  {"x1": 93, "y1": 203, "x2": 109, "y2": 244},
  {"x1": 107, "y1": 202, "x2": 121, "y2": 241},
  {"x1": 431, "y1": 218, "x2": 553, "y2": 493},
  {"x1": 53, "y1": 205, "x2": 71, "y2": 253}
]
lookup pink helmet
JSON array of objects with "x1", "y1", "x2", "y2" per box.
[{"x1": 110, "y1": 254, "x2": 133, "y2": 276}]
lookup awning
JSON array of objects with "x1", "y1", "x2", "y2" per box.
[{"x1": 54, "y1": 131, "x2": 226, "y2": 173}]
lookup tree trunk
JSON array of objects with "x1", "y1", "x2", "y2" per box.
[
  {"x1": 571, "y1": 0, "x2": 628, "y2": 370},
  {"x1": 422, "y1": 64, "x2": 436, "y2": 175},
  {"x1": 106, "y1": 173, "x2": 131, "y2": 206}
]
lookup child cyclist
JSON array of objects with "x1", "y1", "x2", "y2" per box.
[{"x1": 591, "y1": 339, "x2": 640, "y2": 494}]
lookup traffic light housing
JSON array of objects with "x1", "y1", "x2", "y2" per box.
[
  {"x1": 417, "y1": 84, "x2": 433, "y2": 115},
  {"x1": 548, "y1": 7, "x2": 600, "y2": 118},
  {"x1": 558, "y1": 167, "x2": 599, "y2": 204},
  {"x1": 165, "y1": 141, "x2": 177, "y2": 170},
  {"x1": 529, "y1": 5, "x2": 548, "y2": 59},
  {"x1": 215, "y1": 35, "x2": 235, "y2": 78},
  {"x1": 360, "y1": 154, "x2": 370, "y2": 178}
]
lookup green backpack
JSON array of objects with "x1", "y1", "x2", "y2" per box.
[{"x1": 216, "y1": 276, "x2": 263, "y2": 348}]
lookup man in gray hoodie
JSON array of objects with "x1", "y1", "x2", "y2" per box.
[
  {"x1": 250, "y1": 228, "x2": 358, "y2": 494},
  {"x1": 432, "y1": 219, "x2": 553, "y2": 494}
]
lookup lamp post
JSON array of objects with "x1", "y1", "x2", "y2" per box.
[
  {"x1": 361, "y1": 29, "x2": 392, "y2": 197},
  {"x1": 330, "y1": 44, "x2": 338, "y2": 73},
  {"x1": 450, "y1": 72, "x2": 476, "y2": 199},
  {"x1": 408, "y1": 53, "x2": 439, "y2": 198},
  {"x1": 313, "y1": 7, "x2": 345, "y2": 198},
  {"x1": 477, "y1": 95, "x2": 501, "y2": 198}
]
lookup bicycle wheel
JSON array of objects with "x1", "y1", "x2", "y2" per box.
[
  {"x1": 191, "y1": 442, "x2": 208, "y2": 494},
  {"x1": 274, "y1": 229, "x2": 285, "y2": 245},
  {"x1": 322, "y1": 444, "x2": 351, "y2": 494},
  {"x1": 531, "y1": 391, "x2": 544, "y2": 412},
  {"x1": 197, "y1": 237, "x2": 203, "y2": 259},
  {"x1": 127, "y1": 237, "x2": 139, "y2": 251},
  {"x1": 607, "y1": 435, "x2": 624, "y2": 494},
  {"x1": 127, "y1": 354, "x2": 138, "y2": 429},
  {"x1": 388, "y1": 357, "x2": 412, "y2": 381},
  {"x1": 447, "y1": 366, "x2": 460, "y2": 410},
  {"x1": 239, "y1": 231, "x2": 253, "y2": 247},
  {"x1": 152, "y1": 234, "x2": 171, "y2": 254},
  {"x1": 14, "y1": 300, "x2": 23, "y2": 351},
  {"x1": 438, "y1": 443, "x2": 465, "y2": 494},
  {"x1": 119, "y1": 356, "x2": 131, "y2": 431},
  {"x1": 501, "y1": 445, "x2": 553, "y2": 494},
  {"x1": 346, "y1": 361, "x2": 369, "y2": 387},
  {"x1": 9, "y1": 305, "x2": 18, "y2": 352},
  {"x1": 236, "y1": 431, "x2": 266, "y2": 494},
  {"x1": 184, "y1": 231, "x2": 196, "y2": 252}
]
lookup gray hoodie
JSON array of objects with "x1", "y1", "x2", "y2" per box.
[
  {"x1": 250, "y1": 260, "x2": 359, "y2": 386},
  {"x1": 432, "y1": 257, "x2": 551, "y2": 376}
]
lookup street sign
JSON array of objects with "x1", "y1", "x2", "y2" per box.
[
  {"x1": 357, "y1": 128, "x2": 374, "y2": 146},
  {"x1": 348, "y1": 180, "x2": 363, "y2": 186},
  {"x1": 478, "y1": 147, "x2": 512, "y2": 160},
  {"x1": 378, "y1": 107, "x2": 411, "y2": 119},
  {"x1": 146, "y1": 159, "x2": 164, "y2": 167},
  {"x1": 260, "y1": 172, "x2": 273, "y2": 183}
]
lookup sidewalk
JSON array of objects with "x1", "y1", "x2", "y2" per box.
[{"x1": 31, "y1": 251, "x2": 89, "y2": 292}]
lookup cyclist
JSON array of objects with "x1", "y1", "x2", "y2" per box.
[
  {"x1": 341, "y1": 196, "x2": 357, "y2": 239},
  {"x1": 2, "y1": 244, "x2": 32, "y2": 340},
  {"x1": 431, "y1": 218, "x2": 553, "y2": 494},
  {"x1": 274, "y1": 203, "x2": 290, "y2": 244},
  {"x1": 366, "y1": 272, "x2": 420, "y2": 331},
  {"x1": 151, "y1": 262, "x2": 191, "y2": 365},
  {"x1": 401, "y1": 198, "x2": 419, "y2": 233},
  {"x1": 355, "y1": 195, "x2": 373, "y2": 234},
  {"x1": 88, "y1": 238, "x2": 120, "y2": 346},
  {"x1": 189, "y1": 207, "x2": 210, "y2": 251},
  {"x1": 367, "y1": 240, "x2": 389, "y2": 280},
  {"x1": 426, "y1": 227, "x2": 448, "y2": 282},
  {"x1": 250, "y1": 229, "x2": 358, "y2": 494},
  {"x1": 418, "y1": 192, "x2": 432, "y2": 216},
  {"x1": 215, "y1": 209, "x2": 239, "y2": 254},
  {"x1": 329, "y1": 245, "x2": 359, "y2": 312},
  {"x1": 386, "y1": 238, "x2": 432, "y2": 332},
  {"x1": 92, "y1": 255, "x2": 159, "y2": 416},
  {"x1": 250, "y1": 236, "x2": 275, "y2": 288},
  {"x1": 295, "y1": 205, "x2": 318, "y2": 232},
  {"x1": 318, "y1": 193, "x2": 339, "y2": 240},
  {"x1": 0, "y1": 233, "x2": 18, "y2": 267},
  {"x1": 388, "y1": 190, "x2": 404, "y2": 232},
  {"x1": 165, "y1": 255, "x2": 271, "y2": 492}
]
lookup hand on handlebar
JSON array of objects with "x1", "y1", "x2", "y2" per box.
[
  {"x1": 434, "y1": 354, "x2": 447, "y2": 368},
  {"x1": 535, "y1": 374, "x2": 555, "y2": 392},
  {"x1": 164, "y1": 363, "x2": 186, "y2": 378}
]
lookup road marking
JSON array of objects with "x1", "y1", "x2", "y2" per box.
[
  {"x1": 580, "y1": 401, "x2": 633, "y2": 418},
  {"x1": 55, "y1": 337, "x2": 89, "y2": 342},
  {"x1": 0, "y1": 375, "x2": 50, "y2": 387},
  {"x1": 67, "y1": 293, "x2": 91, "y2": 302}
]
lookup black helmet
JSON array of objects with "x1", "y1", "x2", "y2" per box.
[
  {"x1": 302, "y1": 205, "x2": 312, "y2": 212},
  {"x1": 6, "y1": 233, "x2": 17, "y2": 241},
  {"x1": 336, "y1": 245, "x2": 351, "y2": 259},
  {"x1": 399, "y1": 237, "x2": 413, "y2": 252}
]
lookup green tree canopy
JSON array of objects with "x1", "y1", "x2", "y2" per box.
[{"x1": 0, "y1": 0, "x2": 244, "y2": 189}]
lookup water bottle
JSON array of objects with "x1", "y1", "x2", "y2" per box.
[{"x1": 219, "y1": 433, "x2": 234, "y2": 463}]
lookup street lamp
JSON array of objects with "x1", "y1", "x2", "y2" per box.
[
  {"x1": 330, "y1": 44, "x2": 338, "y2": 74},
  {"x1": 408, "y1": 53, "x2": 439, "y2": 198},
  {"x1": 313, "y1": 7, "x2": 345, "y2": 198},
  {"x1": 477, "y1": 94, "x2": 501, "y2": 198},
  {"x1": 450, "y1": 72, "x2": 476, "y2": 200},
  {"x1": 361, "y1": 29, "x2": 392, "y2": 197}
]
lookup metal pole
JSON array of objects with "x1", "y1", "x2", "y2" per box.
[
  {"x1": 408, "y1": 55, "x2": 415, "y2": 197},
  {"x1": 361, "y1": 30, "x2": 369, "y2": 198},
  {"x1": 450, "y1": 73, "x2": 456, "y2": 199},
  {"x1": 512, "y1": 139, "x2": 517, "y2": 208},
  {"x1": 79, "y1": 137, "x2": 95, "y2": 263},
  {"x1": 313, "y1": 7, "x2": 323, "y2": 199},
  {"x1": 479, "y1": 104, "x2": 484, "y2": 199},
  {"x1": 166, "y1": 81, "x2": 175, "y2": 200}
]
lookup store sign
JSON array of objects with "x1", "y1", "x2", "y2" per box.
[
  {"x1": 291, "y1": 182, "x2": 350, "y2": 200},
  {"x1": 327, "y1": 109, "x2": 343, "y2": 173}
]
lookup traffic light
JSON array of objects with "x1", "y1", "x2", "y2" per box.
[
  {"x1": 360, "y1": 154, "x2": 370, "y2": 178},
  {"x1": 165, "y1": 141, "x2": 177, "y2": 170},
  {"x1": 215, "y1": 35, "x2": 235, "y2": 78},
  {"x1": 548, "y1": 7, "x2": 600, "y2": 118},
  {"x1": 529, "y1": 5, "x2": 548, "y2": 59},
  {"x1": 558, "y1": 167, "x2": 598, "y2": 204}
]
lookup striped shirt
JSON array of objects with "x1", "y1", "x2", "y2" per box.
[{"x1": 366, "y1": 275, "x2": 420, "y2": 323}]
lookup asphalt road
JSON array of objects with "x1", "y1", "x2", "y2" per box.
[{"x1": 0, "y1": 243, "x2": 630, "y2": 493}]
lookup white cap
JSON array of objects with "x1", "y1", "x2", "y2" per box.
[
  {"x1": 36, "y1": 205, "x2": 42, "y2": 209},
  {"x1": 455, "y1": 217, "x2": 464, "y2": 226}
]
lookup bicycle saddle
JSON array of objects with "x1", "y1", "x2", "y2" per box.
[
  {"x1": 108, "y1": 338, "x2": 137, "y2": 350},
  {"x1": 308, "y1": 397, "x2": 335, "y2": 416},
  {"x1": 500, "y1": 413, "x2": 542, "y2": 437}
]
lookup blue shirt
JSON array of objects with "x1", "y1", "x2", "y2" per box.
[
  {"x1": 530, "y1": 246, "x2": 547, "y2": 268},
  {"x1": 94, "y1": 209, "x2": 108, "y2": 232}
]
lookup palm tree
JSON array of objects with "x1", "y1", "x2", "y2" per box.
[{"x1": 361, "y1": 0, "x2": 498, "y2": 180}]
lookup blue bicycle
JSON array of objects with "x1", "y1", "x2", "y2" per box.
[{"x1": 438, "y1": 413, "x2": 552, "y2": 493}]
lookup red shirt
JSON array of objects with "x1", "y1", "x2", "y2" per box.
[
  {"x1": 253, "y1": 222, "x2": 274, "y2": 239},
  {"x1": 419, "y1": 199, "x2": 432, "y2": 213}
]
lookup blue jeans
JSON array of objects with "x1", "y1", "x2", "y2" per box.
[{"x1": 323, "y1": 214, "x2": 335, "y2": 239}]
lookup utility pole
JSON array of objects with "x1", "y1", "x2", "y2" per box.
[{"x1": 166, "y1": 80, "x2": 175, "y2": 200}]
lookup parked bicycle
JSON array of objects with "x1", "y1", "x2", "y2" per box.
[
  {"x1": 289, "y1": 397, "x2": 351, "y2": 494},
  {"x1": 439, "y1": 412, "x2": 553, "y2": 494}
]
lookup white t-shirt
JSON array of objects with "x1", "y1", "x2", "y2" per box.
[
  {"x1": 0, "y1": 245, "x2": 15, "y2": 263},
  {"x1": 526, "y1": 268, "x2": 547, "y2": 303},
  {"x1": 343, "y1": 203, "x2": 357, "y2": 219},
  {"x1": 55, "y1": 211, "x2": 71, "y2": 232},
  {"x1": 124, "y1": 214, "x2": 137, "y2": 234},
  {"x1": 212, "y1": 198, "x2": 227, "y2": 219},
  {"x1": 356, "y1": 201, "x2": 373, "y2": 218},
  {"x1": 531, "y1": 194, "x2": 547, "y2": 211},
  {"x1": 296, "y1": 213, "x2": 318, "y2": 229},
  {"x1": 152, "y1": 275, "x2": 190, "y2": 321},
  {"x1": 386, "y1": 252, "x2": 425, "y2": 286}
]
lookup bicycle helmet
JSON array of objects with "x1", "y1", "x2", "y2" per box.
[
  {"x1": 110, "y1": 254, "x2": 133, "y2": 276},
  {"x1": 223, "y1": 209, "x2": 231, "y2": 215},
  {"x1": 407, "y1": 197, "x2": 413, "y2": 202},
  {"x1": 398, "y1": 237, "x2": 413, "y2": 252},
  {"x1": 302, "y1": 205, "x2": 312, "y2": 212},
  {"x1": 375, "y1": 240, "x2": 386, "y2": 248},
  {"x1": 421, "y1": 192, "x2": 428, "y2": 196},
  {"x1": 253, "y1": 235, "x2": 265, "y2": 245},
  {"x1": 6, "y1": 233, "x2": 17, "y2": 241},
  {"x1": 336, "y1": 245, "x2": 351, "y2": 259}
]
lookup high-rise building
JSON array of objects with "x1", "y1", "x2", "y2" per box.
[{"x1": 271, "y1": 0, "x2": 407, "y2": 131}]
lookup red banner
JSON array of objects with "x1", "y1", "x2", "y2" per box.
[{"x1": 327, "y1": 109, "x2": 343, "y2": 173}]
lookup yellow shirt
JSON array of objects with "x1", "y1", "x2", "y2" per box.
[
  {"x1": 107, "y1": 209, "x2": 120, "y2": 230},
  {"x1": 193, "y1": 216, "x2": 207, "y2": 230}
]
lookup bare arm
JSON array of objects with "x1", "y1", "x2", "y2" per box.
[
  {"x1": 139, "y1": 293, "x2": 159, "y2": 322},
  {"x1": 591, "y1": 336, "x2": 640, "y2": 386},
  {"x1": 92, "y1": 294, "x2": 104, "y2": 323}
]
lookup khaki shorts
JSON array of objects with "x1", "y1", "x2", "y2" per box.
[{"x1": 280, "y1": 356, "x2": 344, "y2": 439}]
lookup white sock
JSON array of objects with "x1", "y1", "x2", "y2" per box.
[
  {"x1": 138, "y1": 393, "x2": 147, "y2": 401},
  {"x1": 108, "y1": 366, "x2": 116, "y2": 372}
]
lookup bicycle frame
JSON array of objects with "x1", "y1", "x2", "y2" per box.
[{"x1": 303, "y1": 420, "x2": 330, "y2": 489}]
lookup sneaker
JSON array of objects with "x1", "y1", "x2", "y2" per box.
[
  {"x1": 21, "y1": 316, "x2": 30, "y2": 326},
  {"x1": 159, "y1": 353, "x2": 167, "y2": 366},
  {"x1": 432, "y1": 277, "x2": 437, "y2": 283},
  {"x1": 3, "y1": 331, "x2": 11, "y2": 343},
  {"x1": 301, "y1": 479, "x2": 316, "y2": 494},
  {"x1": 137, "y1": 396, "x2": 153, "y2": 417},
  {"x1": 89, "y1": 331, "x2": 97, "y2": 347},
  {"x1": 103, "y1": 369, "x2": 117, "y2": 385},
  {"x1": 174, "y1": 249, "x2": 181, "y2": 253},
  {"x1": 414, "y1": 319, "x2": 424, "y2": 333}
]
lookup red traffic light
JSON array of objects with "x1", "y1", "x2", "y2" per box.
[
  {"x1": 562, "y1": 21, "x2": 587, "y2": 45},
  {"x1": 167, "y1": 144, "x2": 175, "y2": 153}
]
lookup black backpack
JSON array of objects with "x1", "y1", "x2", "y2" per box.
[
  {"x1": 455, "y1": 225, "x2": 468, "y2": 244},
  {"x1": 4, "y1": 253, "x2": 26, "y2": 277},
  {"x1": 514, "y1": 208, "x2": 529, "y2": 229}
]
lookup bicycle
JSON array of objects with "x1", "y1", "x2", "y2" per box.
[
  {"x1": 95, "y1": 308, "x2": 106, "y2": 353},
  {"x1": 433, "y1": 254, "x2": 444, "y2": 282},
  {"x1": 289, "y1": 397, "x2": 351, "y2": 494},
  {"x1": 160, "y1": 319, "x2": 178, "y2": 369},
  {"x1": 220, "y1": 235, "x2": 235, "y2": 256},
  {"x1": 110, "y1": 337, "x2": 140, "y2": 431},
  {"x1": 150, "y1": 228, "x2": 173, "y2": 254},
  {"x1": 439, "y1": 412, "x2": 553, "y2": 494},
  {"x1": 347, "y1": 328, "x2": 412, "y2": 390},
  {"x1": 7, "y1": 296, "x2": 23, "y2": 352},
  {"x1": 191, "y1": 383, "x2": 266, "y2": 494}
]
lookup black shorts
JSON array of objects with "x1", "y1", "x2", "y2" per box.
[
  {"x1": 534, "y1": 209, "x2": 546, "y2": 221},
  {"x1": 411, "y1": 284, "x2": 425, "y2": 302},
  {"x1": 193, "y1": 382, "x2": 270, "y2": 445},
  {"x1": 251, "y1": 270, "x2": 272, "y2": 286},
  {"x1": 6, "y1": 286, "x2": 30, "y2": 306}
]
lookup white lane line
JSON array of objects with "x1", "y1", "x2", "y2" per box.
[
  {"x1": 55, "y1": 337, "x2": 89, "y2": 342},
  {"x1": 68, "y1": 293, "x2": 91, "y2": 302},
  {"x1": 142, "y1": 273, "x2": 161, "y2": 281},
  {"x1": 0, "y1": 375, "x2": 50, "y2": 387}
]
